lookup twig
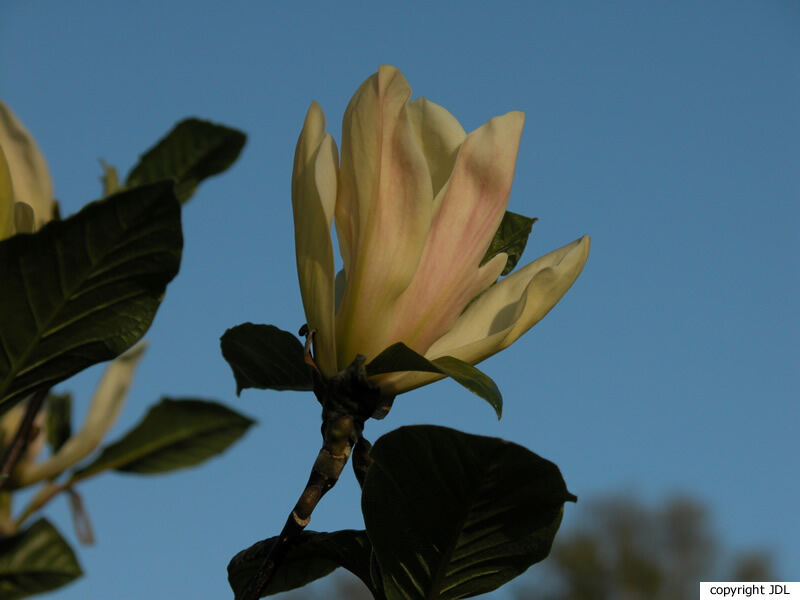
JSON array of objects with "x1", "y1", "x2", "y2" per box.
[
  {"x1": 240, "y1": 355, "x2": 383, "y2": 600},
  {"x1": 240, "y1": 413, "x2": 358, "y2": 600},
  {"x1": 0, "y1": 389, "x2": 48, "y2": 487}
]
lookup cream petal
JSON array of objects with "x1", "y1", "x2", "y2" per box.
[
  {"x1": 0, "y1": 405, "x2": 47, "y2": 472},
  {"x1": 384, "y1": 111, "x2": 524, "y2": 355},
  {"x1": 0, "y1": 101, "x2": 54, "y2": 230},
  {"x1": 0, "y1": 405, "x2": 28, "y2": 458},
  {"x1": 0, "y1": 144, "x2": 13, "y2": 239},
  {"x1": 16, "y1": 343, "x2": 147, "y2": 487},
  {"x1": 502, "y1": 237, "x2": 589, "y2": 341},
  {"x1": 292, "y1": 102, "x2": 339, "y2": 376},
  {"x1": 407, "y1": 97, "x2": 466, "y2": 201},
  {"x1": 334, "y1": 65, "x2": 434, "y2": 367}
]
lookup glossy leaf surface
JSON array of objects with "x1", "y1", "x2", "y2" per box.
[
  {"x1": 228, "y1": 530, "x2": 373, "y2": 598},
  {"x1": 481, "y1": 210, "x2": 536, "y2": 275},
  {"x1": 220, "y1": 323, "x2": 313, "y2": 394},
  {"x1": 0, "y1": 182, "x2": 182, "y2": 412},
  {"x1": 366, "y1": 343, "x2": 502, "y2": 419},
  {"x1": 0, "y1": 519, "x2": 81, "y2": 599},
  {"x1": 126, "y1": 118, "x2": 246, "y2": 204},
  {"x1": 362, "y1": 425, "x2": 574, "y2": 599},
  {"x1": 71, "y1": 398, "x2": 253, "y2": 480}
]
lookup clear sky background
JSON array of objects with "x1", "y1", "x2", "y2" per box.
[{"x1": 1, "y1": 1, "x2": 798, "y2": 598}]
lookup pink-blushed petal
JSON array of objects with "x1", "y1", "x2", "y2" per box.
[
  {"x1": 334, "y1": 65, "x2": 434, "y2": 367},
  {"x1": 378, "y1": 236, "x2": 590, "y2": 395},
  {"x1": 407, "y1": 97, "x2": 466, "y2": 201},
  {"x1": 384, "y1": 111, "x2": 524, "y2": 355},
  {"x1": 0, "y1": 101, "x2": 54, "y2": 230},
  {"x1": 292, "y1": 102, "x2": 339, "y2": 376}
]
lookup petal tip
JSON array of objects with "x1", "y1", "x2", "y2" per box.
[
  {"x1": 498, "y1": 110, "x2": 526, "y2": 130},
  {"x1": 378, "y1": 64, "x2": 401, "y2": 77},
  {"x1": 576, "y1": 234, "x2": 591, "y2": 260},
  {"x1": 303, "y1": 101, "x2": 326, "y2": 131},
  {"x1": 509, "y1": 110, "x2": 526, "y2": 123}
]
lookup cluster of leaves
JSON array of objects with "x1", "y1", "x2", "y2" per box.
[
  {"x1": 0, "y1": 118, "x2": 252, "y2": 599},
  {"x1": 220, "y1": 211, "x2": 579, "y2": 599},
  {"x1": 228, "y1": 426, "x2": 573, "y2": 600},
  {"x1": 2, "y1": 110, "x2": 578, "y2": 600}
]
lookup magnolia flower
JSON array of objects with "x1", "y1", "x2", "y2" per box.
[
  {"x1": 293, "y1": 66, "x2": 589, "y2": 394},
  {"x1": 0, "y1": 101, "x2": 56, "y2": 239}
]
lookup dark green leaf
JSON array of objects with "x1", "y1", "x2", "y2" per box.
[
  {"x1": 71, "y1": 398, "x2": 254, "y2": 480},
  {"x1": 46, "y1": 392, "x2": 72, "y2": 454},
  {"x1": 426, "y1": 356, "x2": 502, "y2": 419},
  {"x1": 366, "y1": 343, "x2": 502, "y2": 419},
  {"x1": 362, "y1": 425, "x2": 574, "y2": 600},
  {"x1": 481, "y1": 211, "x2": 536, "y2": 276},
  {"x1": 366, "y1": 342, "x2": 438, "y2": 376},
  {"x1": 126, "y1": 118, "x2": 246, "y2": 204},
  {"x1": 220, "y1": 323, "x2": 313, "y2": 394},
  {"x1": 228, "y1": 530, "x2": 374, "y2": 599},
  {"x1": 0, "y1": 519, "x2": 82, "y2": 599},
  {"x1": 0, "y1": 182, "x2": 182, "y2": 413}
]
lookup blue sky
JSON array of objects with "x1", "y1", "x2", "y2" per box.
[{"x1": 1, "y1": 1, "x2": 798, "y2": 598}]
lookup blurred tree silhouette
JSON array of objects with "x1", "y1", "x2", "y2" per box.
[
  {"x1": 514, "y1": 494, "x2": 777, "y2": 600},
  {"x1": 270, "y1": 493, "x2": 776, "y2": 600}
]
